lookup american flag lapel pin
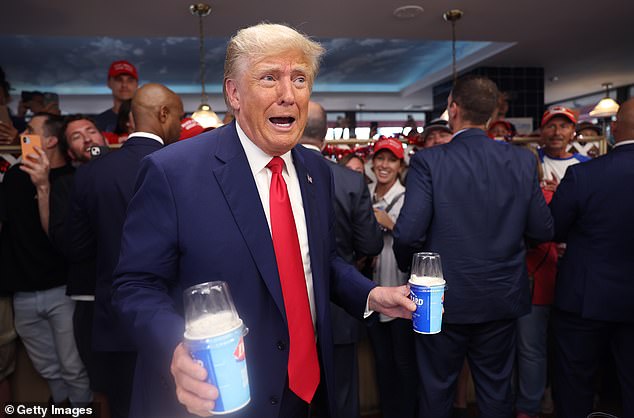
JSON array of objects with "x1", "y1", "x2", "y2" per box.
[{"x1": 307, "y1": 174, "x2": 313, "y2": 184}]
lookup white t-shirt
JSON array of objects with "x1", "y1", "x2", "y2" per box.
[{"x1": 539, "y1": 149, "x2": 591, "y2": 181}]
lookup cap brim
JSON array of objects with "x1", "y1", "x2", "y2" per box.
[{"x1": 542, "y1": 113, "x2": 576, "y2": 127}]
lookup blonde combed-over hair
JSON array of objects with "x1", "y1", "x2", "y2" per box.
[{"x1": 223, "y1": 23, "x2": 325, "y2": 112}]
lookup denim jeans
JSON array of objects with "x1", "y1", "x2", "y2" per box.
[
  {"x1": 13, "y1": 285, "x2": 92, "y2": 406},
  {"x1": 515, "y1": 305, "x2": 551, "y2": 415}
]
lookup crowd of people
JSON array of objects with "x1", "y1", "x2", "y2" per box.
[{"x1": 1, "y1": 22, "x2": 633, "y2": 418}]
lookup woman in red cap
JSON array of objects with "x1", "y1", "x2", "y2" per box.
[{"x1": 367, "y1": 137, "x2": 418, "y2": 418}]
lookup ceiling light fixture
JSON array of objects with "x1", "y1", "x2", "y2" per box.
[
  {"x1": 190, "y1": 3, "x2": 223, "y2": 129},
  {"x1": 443, "y1": 9, "x2": 464, "y2": 86},
  {"x1": 590, "y1": 82, "x2": 620, "y2": 117},
  {"x1": 393, "y1": 5, "x2": 424, "y2": 19}
]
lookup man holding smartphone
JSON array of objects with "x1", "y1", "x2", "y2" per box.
[{"x1": 0, "y1": 112, "x2": 93, "y2": 407}]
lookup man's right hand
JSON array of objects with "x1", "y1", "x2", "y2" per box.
[
  {"x1": 20, "y1": 146, "x2": 50, "y2": 189},
  {"x1": 541, "y1": 177, "x2": 559, "y2": 192},
  {"x1": 170, "y1": 342, "x2": 219, "y2": 417}
]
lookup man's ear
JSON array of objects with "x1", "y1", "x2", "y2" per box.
[
  {"x1": 106, "y1": 77, "x2": 115, "y2": 91},
  {"x1": 159, "y1": 105, "x2": 169, "y2": 124},
  {"x1": 44, "y1": 135, "x2": 58, "y2": 150},
  {"x1": 128, "y1": 112, "x2": 136, "y2": 132},
  {"x1": 448, "y1": 101, "x2": 459, "y2": 121},
  {"x1": 225, "y1": 79, "x2": 240, "y2": 112}
]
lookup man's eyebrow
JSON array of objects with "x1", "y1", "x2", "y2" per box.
[{"x1": 254, "y1": 64, "x2": 282, "y2": 74}]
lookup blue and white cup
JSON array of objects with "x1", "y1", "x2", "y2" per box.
[
  {"x1": 183, "y1": 281, "x2": 250, "y2": 414},
  {"x1": 408, "y1": 252, "x2": 446, "y2": 334}
]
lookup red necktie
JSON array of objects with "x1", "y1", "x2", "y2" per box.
[{"x1": 267, "y1": 156, "x2": 320, "y2": 403}]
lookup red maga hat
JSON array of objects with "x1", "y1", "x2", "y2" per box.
[
  {"x1": 179, "y1": 117, "x2": 205, "y2": 141},
  {"x1": 373, "y1": 137, "x2": 404, "y2": 159},
  {"x1": 541, "y1": 106, "x2": 577, "y2": 127},
  {"x1": 108, "y1": 60, "x2": 138, "y2": 80}
]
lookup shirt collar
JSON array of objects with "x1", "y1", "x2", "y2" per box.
[
  {"x1": 127, "y1": 131, "x2": 164, "y2": 145},
  {"x1": 301, "y1": 144, "x2": 322, "y2": 153},
  {"x1": 236, "y1": 121, "x2": 293, "y2": 176},
  {"x1": 613, "y1": 139, "x2": 634, "y2": 148},
  {"x1": 383, "y1": 180, "x2": 405, "y2": 202},
  {"x1": 371, "y1": 179, "x2": 405, "y2": 203}
]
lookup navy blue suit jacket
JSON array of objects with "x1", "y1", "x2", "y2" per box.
[
  {"x1": 550, "y1": 143, "x2": 634, "y2": 321},
  {"x1": 66, "y1": 136, "x2": 163, "y2": 351},
  {"x1": 393, "y1": 128, "x2": 553, "y2": 323},
  {"x1": 327, "y1": 158, "x2": 382, "y2": 344},
  {"x1": 112, "y1": 122, "x2": 376, "y2": 418}
]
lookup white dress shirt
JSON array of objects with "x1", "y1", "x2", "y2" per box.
[
  {"x1": 127, "y1": 131, "x2": 164, "y2": 145},
  {"x1": 613, "y1": 139, "x2": 634, "y2": 148},
  {"x1": 236, "y1": 122, "x2": 316, "y2": 327}
]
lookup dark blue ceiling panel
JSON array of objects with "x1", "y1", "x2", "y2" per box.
[{"x1": 1, "y1": 35, "x2": 493, "y2": 95}]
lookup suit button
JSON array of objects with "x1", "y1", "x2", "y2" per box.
[
  {"x1": 277, "y1": 340, "x2": 286, "y2": 351},
  {"x1": 270, "y1": 396, "x2": 279, "y2": 405}
]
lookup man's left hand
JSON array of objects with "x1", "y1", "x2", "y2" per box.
[{"x1": 368, "y1": 285, "x2": 416, "y2": 319}]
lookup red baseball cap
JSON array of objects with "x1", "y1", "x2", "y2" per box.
[
  {"x1": 373, "y1": 137, "x2": 404, "y2": 160},
  {"x1": 541, "y1": 106, "x2": 577, "y2": 127},
  {"x1": 108, "y1": 60, "x2": 138, "y2": 80},
  {"x1": 179, "y1": 117, "x2": 205, "y2": 141}
]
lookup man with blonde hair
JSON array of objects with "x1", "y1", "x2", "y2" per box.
[{"x1": 113, "y1": 23, "x2": 414, "y2": 418}]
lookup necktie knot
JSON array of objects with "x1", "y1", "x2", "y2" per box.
[{"x1": 267, "y1": 156, "x2": 284, "y2": 174}]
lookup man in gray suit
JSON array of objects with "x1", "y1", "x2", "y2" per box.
[{"x1": 299, "y1": 101, "x2": 382, "y2": 418}]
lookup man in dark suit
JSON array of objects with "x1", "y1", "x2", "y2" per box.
[
  {"x1": 393, "y1": 75, "x2": 553, "y2": 418},
  {"x1": 549, "y1": 98, "x2": 634, "y2": 418},
  {"x1": 112, "y1": 23, "x2": 413, "y2": 418},
  {"x1": 299, "y1": 101, "x2": 383, "y2": 418},
  {"x1": 64, "y1": 83, "x2": 183, "y2": 418}
]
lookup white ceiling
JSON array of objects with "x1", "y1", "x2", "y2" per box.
[{"x1": 2, "y1": 0, "x2": 633, "y2": 112}]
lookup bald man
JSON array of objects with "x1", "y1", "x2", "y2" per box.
[
  {"x1": 64, "y1": 83, "x2": 183, "y2": 418},
  {"x1": 549, "y1": 98, "x2": 634, "y2": 418}
]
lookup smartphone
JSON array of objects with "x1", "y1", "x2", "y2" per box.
[
  {"x1": 89, "y1": 145, "x2": 111, "y2": 158},
  {"x1": 20, "y1": 134, "x2": 43, "y2": 159},
  {"x1": 43, "y1": 92, "x2": 59, "y2": 107},
  {"x1": 21, "y1": 91, "x2": 37, "y2": 103}
]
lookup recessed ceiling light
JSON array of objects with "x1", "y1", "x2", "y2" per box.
[
  {"x1": 549, "y1": 76, "x2": 560, "y2": 82},
  {"x1": 393, "y1": 5, "x2": 424, "y2": 19}
]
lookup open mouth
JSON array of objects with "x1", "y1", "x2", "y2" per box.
[{"x1": 269, "y1": 117, "x2": 295, "y2": 128}]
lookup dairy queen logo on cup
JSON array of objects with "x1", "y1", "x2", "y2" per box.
[
  {"x1": 409, "y1": 275, "x2": 446, "y2": 334},
  {"x1": 410, "y1": 293, "x2": 425, "y2": 306}
]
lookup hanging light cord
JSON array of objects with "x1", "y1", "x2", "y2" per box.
[
  {"x1": 198, "y1": 10, "x2": 207, "y2": 104},
  {"x1": 451, "y1": 19, "x2": 457, "y2": 86}
]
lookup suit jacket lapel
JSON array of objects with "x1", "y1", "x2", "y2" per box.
[{"x1": 212, "y1": 124, "x2": 286, "y2": 319}]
